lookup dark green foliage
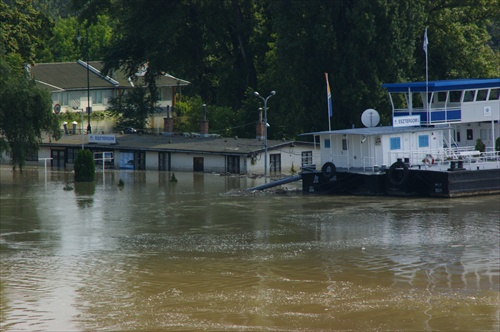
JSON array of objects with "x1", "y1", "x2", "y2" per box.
[
  {"x1": 19, "y1": 0, "x2": 500, "y2": 140},
  {"x1": 107, "y1": 87, "x2": 158, "y2": 131},
  {"x1": 496, "y1": 137, "x2": 500, "y2": 152},
  {"x1": 475, "y1": 139, "x2": 486, "y2": 153},
  {"x1": 174, "y1": 96, "x2": 238, "y2": 136},
  {"x1": 0, "y1": 56, "x2": 61, "y2": 171},
  {"x1": 1, "y1": 0, "x2": 54, "y2": 64},
  {"x1": 74, "y1": 149, "x2": 95, "y2": 182},
  {"x1": 170, "y1": 173, "x2": 178, "y2": 183}
]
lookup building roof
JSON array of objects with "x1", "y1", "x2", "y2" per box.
[
  {"x1": 382, "y1": 78, "x2": 500, "y2": 93},
  {"x1": 41, "y1": 133, "x2": 309, "y2": 156},
  {"x1": 302, "y1": 125, "x2": 450, "y2": 137},
  {"x1": 31, "y1": 61, "x2": 190, "y2": 92}
]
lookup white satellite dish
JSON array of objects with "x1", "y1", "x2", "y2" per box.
[{"x1": 361, "y1": 109, "x2": 380, "y2": 128}]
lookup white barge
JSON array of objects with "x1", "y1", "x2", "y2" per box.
[{"x1": 300, "y1": 78, "x2": 500, "y2": 197}]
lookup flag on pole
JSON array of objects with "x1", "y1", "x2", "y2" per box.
[
  {"x1": 423, "y1": 27, "x2": 429, "y2": 54},
  {"x1": 325, "y1": 73, "x2": 333, "y2": 118}
]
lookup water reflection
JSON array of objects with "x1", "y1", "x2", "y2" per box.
[
  {"x1": 74, "y1": 182, "x2": 96, "y2": 208},
  {"x1": 0, "y1": 167, "x2": 499, "y2": 331}
]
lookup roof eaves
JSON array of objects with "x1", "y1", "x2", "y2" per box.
[{"x1": 77, "y1": 60, "x2": 120, "y2": 87}]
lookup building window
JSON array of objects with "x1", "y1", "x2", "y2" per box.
[
  {"x1": 467, "y1": 129, "x2": 473, "y2": 140},
  {"x1": 158, "y1": 152, "x2": 167, "y2": 171},
  {"x1": 301, "y1": 151, "x2": 313, "y2": 167},
  {"x1": 324, "y1": 138, "x2": 330, "y2": 148},
  {"x1": 66, "y1": 148, "x2": 79, "y2": 163},
  {"x1": 418, "y1": 135, "x2": 429, "y2": 148},
  {"x1": 270, "y1": 154, "x2": 281, "y2": 173},
  {"x1": 92, "y1": 90, "x2": 103, "y2": 104},
  {"x1": 193, "y1": 157, "x2": 204, "y2": 172},
  {"x1": 456, "y1": 131, "x2": 461, "y2": 142},
  {"x1": 342, "y1": 139, "x2": 348, "y2": 151},
  {"x1": 134, "y1": 151, "x2": 145, "y2": 170},
  {"x1": 25, "y1": 150, "x2": 38, "y2": 161},
  {"x1": 390, "y1": 137, "x2": 401, "y2": 150},
  {"x1": 227, "y1": 156, "x2": 240, "y2": 174}
]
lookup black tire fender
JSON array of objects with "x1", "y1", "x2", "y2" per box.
[
  {"x1": 321, "y1": 162, "x2": 336, "y2": 179},
  {"x1": 388, "y1": 160, "x2": 409, "y2": 186}
]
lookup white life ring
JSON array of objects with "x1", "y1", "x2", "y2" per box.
[{"x1": 423, "y1": 154, "x2": 434, "y2": 165}]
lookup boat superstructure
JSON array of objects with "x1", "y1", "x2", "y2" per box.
[{"x1": 300, "y1": 78, "x2": 500, "y2": 197}]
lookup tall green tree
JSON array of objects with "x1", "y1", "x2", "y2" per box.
[
  {"x1": 36, "y1": 15, "x2": 114, "y2": 63},
  {"x1": 1, "y1": 0, "x2": 53, "y2": 64},
  {"x1": 1, "y1": 1, "x2": 60, "y2": 171},
  {"x1": 107, "y1": 86, "x2": 158, "y2": 131},
  {"x1": 0, "y1": 55, "x2": 61, "y2": 171},
  {"x1": 72, "y1": 0, "x2": 499, "y2": 139}
]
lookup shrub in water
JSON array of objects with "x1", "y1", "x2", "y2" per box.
[
  {"x1": 475, "y1": 139, "x2": 486, "y2": 153},
  {"x1": 74, "y1": 149, "x2": 95, "y2": 182}
]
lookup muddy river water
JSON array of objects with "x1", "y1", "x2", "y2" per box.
[{"x1": 1, "y1": 168, "x2": 499, "y2": 331}]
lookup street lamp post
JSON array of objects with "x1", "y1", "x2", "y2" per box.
[
  {"x1": 253, "y1": 90, "x2": 276, "y2": 178},
  {"x1": 86, "y1": 30, "x2": 92, "y2": 134}
]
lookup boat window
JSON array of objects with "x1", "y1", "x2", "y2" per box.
[
  {"x1": 342, "y1": 139, "x2": 348, "y2": 151},
  {"x1": 437, "y1": 92, "x2": 447, "y2": 102},
  {"x1": 324, "y1": 138, "x2": 331, "y2": 148},
  {"x1": 390, "y1": 137, "x2": 401, "y2": 150},
  {"x1": 411, "y1": 93, "x2": 423, "y2": 107},
  {"x1": 418, "y1": 135, "x2": 429, "y2": 148},
  {"x1": 463, "y1": 90, "x2": 476, "y2": 102},
  {"x1": 476, "y1": 89, "x2": 488, "y2": 101},
  {"x1": 390, "y1": 93, "x2": 408, "y2": 110},
  {"x1": 480, "y1": 129, "x2": 487, "y2": 140},
  {"x1": 489, "y1": 88, "x2": 499, "y2": 100},
  {"x1": 449, "y1": 90, "x2": 462, "y2": 103},
  {"x1": 301, "y1": 151, "x2": 313, "y2": 167}
]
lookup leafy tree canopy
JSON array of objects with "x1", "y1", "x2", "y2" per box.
[
  {"x1": 1, "y1": 0, "x2": 53, "y2": 64},
  {"x1": 106, "y1": 86, "x2": 158, "y2": 131},
  {"x1": 0, "y1": 54, "x2": 61, "y2": 171},
  {"x1": 39, "y1": 0, "x2": 500, "y2": 139}
]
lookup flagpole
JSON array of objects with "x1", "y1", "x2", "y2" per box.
[
  {"x1": 423, "y1": 27, "x2": 429, "y2": 120},
  {"x1": 325, "y1": 73, "x2": 332, "y2": 132},
  {"x1": 325, "y1": 73, "x2": 333, "y2": 163}
]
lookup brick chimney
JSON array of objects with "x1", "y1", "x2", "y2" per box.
[
  {"x1": 200, "y1": 104, "x2": 209, "y2": 137},
  {"x1": 200, "y1": 120, "x2": 209, "y2": 137},
  {"x1": 163, "y1": 105, "x2": 174, "y2": 136}
]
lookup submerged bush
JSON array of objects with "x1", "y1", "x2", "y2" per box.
[{"x1": 74, "y1": 149, "x2": 95, "y2": 182}]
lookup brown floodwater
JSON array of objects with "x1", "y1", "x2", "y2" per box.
[{"x1": 0, "y1": 167, "x2": 499, "y2": 331}]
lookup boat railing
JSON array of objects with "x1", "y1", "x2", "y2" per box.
[
  {"x1": 393, "y1": 105, "x2": 461, "y2": 124},
  {"x1": 451, "y1": 151, "x2": 500, "y2": 170},
  {"x1": 388, "y1": 146, "x2": 479, "y2": 168}
]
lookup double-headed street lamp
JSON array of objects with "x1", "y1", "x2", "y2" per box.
[
  {"x1": 253, "y1": 90, "x2": 276, "y2": 178},
  {"x1": 85, "y1": 30, "x2": 92, "y2": 134},
  {"x1": 77, "y1": 31, "x2": 92, "y2": 134}
]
